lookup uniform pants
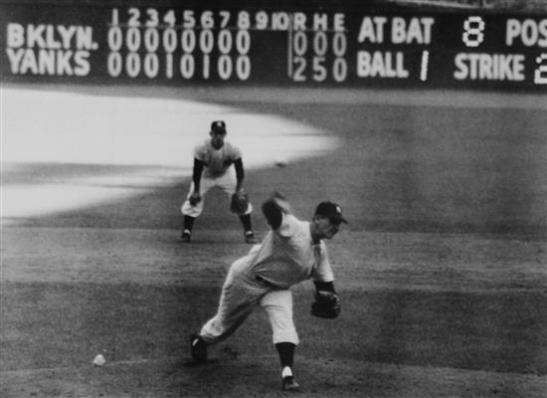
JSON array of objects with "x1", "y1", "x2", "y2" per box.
[
  {"x1": 199, "y1": 256, "x2": 299, "y2": 346},
  {"x1": 181, "y1": 169, "x2": 253, "y2": 217}
]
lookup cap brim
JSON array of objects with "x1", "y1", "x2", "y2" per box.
[{"x1": 331, "y1": 215, "x2": 348, "y2": 225}]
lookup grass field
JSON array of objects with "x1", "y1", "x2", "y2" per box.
[{"x1": 1, "y1": 85, "x2": 546, "y2": 397}]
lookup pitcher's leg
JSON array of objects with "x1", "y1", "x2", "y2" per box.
[
  {"x1": 191, "y1": 268, "x2": 258, "y2": 362},
  {"x1": 260, "y1": 290, "x2": 300, "y2": 390},
  {"x1": 200, "y1": 278, "x2": 254, "y2": 344},
  {"x1": 260, "y1": 290, "x2": 299, "y2": 345},
  {"x1": 199, "y1": 261, "x2": 264, "y2": 344}
]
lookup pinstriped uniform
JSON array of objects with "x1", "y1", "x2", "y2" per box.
[{"x1": 200, "y1": 213, "x2": 334, "y2": 345}]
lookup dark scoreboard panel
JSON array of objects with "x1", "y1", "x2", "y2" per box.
[{"x1": 1, "y1": 4, "x2": 546, "y2": 90}]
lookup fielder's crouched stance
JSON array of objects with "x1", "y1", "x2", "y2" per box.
[
  {"x1": 190, "y1": 192, "x2": 346, "y2": 391},
  {"x1": 181, "y1": 120, "x2": 256, "y2": 243}
]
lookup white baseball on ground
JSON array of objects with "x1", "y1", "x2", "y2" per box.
[{"x1": 93, "y1": 354, "x2": 106, "y2": 366}]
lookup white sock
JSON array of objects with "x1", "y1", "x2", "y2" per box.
[{"x1": 281, "y1": 366, "x2": 293, "y2": 378}]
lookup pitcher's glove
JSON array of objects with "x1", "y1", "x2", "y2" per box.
[
  {"x1": 189, "y1": 192, "x2": 201, "y2": 206},
  {"x1": 230, "y1": 190, "x2": 249, "y2": 215},
  {"x1": 311, "y1": 291, "x2": 341, "y2": 319}
]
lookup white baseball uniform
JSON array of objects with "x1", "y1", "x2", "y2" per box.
[
  {"x1": 181, "y1": 139, "x2": 253, "y2": 217},
  {"x1": 199, "y1": 211, "x2": 335, "y2": 345}
]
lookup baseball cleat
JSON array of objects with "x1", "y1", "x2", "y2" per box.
[
  {"x1": 282, "y1": 376, "x2": 300, "y2": 392},
  {"x1": 244, "y1": 231, "x2": 257, "y2": 244},
  {"x1": 181, "y1": 229, "x2": 191, "y2": 243},
  {"x1": 190, "y1": 333, "x2": 207, "y2": 363}
]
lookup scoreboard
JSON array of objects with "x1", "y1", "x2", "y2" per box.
[{"x1": 1, "y1": 3, "x2": 546, "y2": 90}]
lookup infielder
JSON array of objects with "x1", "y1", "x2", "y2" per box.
[
  {"x1": 181, "y1": 120, "x2": 256, "y2": 243},
  {"x1": 190, "y1": 192, "x2": 346, "y2": 391}
]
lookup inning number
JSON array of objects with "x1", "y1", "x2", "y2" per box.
[{"x1": 462, "y1": 16, "x2": 485, "y2": 48}]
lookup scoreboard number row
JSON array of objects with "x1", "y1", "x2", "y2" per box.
[
  {"x1": 5, "y1": 6, "x2": 544, "y2": 86},
  {"x1": 107, "y1": 27, "x2": 251, "y2": 54}
]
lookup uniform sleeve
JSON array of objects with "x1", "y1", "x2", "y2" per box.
[
  {"x1": 261, "y1": 194, "x2": 293, "y2": 232},
  {"x1": 277, "y1": 214, "x2": 300, "y2": 238},
  {"x1": 192, "y1": 158, "x2": 204, "y2": 187},
  {"x1": 234, "y1": 158, "x2": 244, "y2": 182},
  {"x1": 311, "y1": 241, "x2": 335, "y2": 282},
  {"x1": 229, "y1": 144, "x2": 242, "y2": 161},
  {"x1": 194, "y1": 143, "x2": 206, "y2": 162}
]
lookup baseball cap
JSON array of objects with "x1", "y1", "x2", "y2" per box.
[
  {"x1": 314, "y1": 201, "x2": 348, "y2": 224},
  {"x1": 211, "y1": 120, "x2": 226, "y2": 134}
]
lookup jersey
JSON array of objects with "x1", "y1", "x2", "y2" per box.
[
  {"x1": 243, "y1": 213, "x2": 334, "y2": 289},
  {"x1": 194, "y1": 140, "x2": 242, "y2": 178}
]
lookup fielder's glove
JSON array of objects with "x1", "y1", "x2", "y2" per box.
[
  {"x1": 230, "y1": 190, "x2": 249, "y2": 215},
  {"x1": 311, "y1": 290, "x2": 341, "y2": 319},
  {"x1": 189, "y1": 192, "x2": 201, "y2": 206}
]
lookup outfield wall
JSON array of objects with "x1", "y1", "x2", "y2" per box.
[{"x1": 1, "y1": 1, "x2": 546, "y2": 91}]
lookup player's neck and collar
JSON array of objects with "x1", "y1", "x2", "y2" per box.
[{"x1": 209, "y1": 139, "x2": 225, "y2": 150}]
